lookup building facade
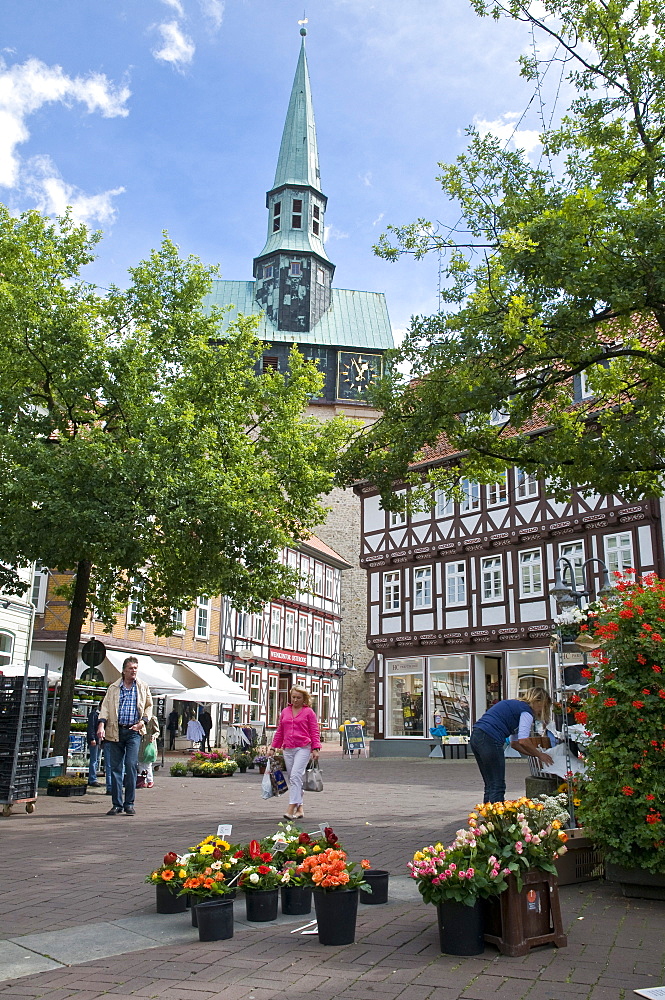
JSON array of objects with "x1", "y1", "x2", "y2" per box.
[{"x1": 357, "y1": 465, "x2": 664, "y2": 755}]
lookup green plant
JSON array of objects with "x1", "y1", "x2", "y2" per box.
[
  {"x1": 47, "y1": 775, "x2": 87, "y2": 788},
  {"x1": 190, "y1": 760, "x2": 237, "y2": 777},
  {"x1": 578, "y1": 573, "x2": 665, "y2": 874},
  {"x1": 170, "y1": 762, "x2": 188, "y2": 776},
  {"x1": 232, "y1": 751, "x2": 252, "y2": 769}
]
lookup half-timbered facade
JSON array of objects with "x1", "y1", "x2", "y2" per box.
[{"x1": 358, "y1": 467, "x2": 664, "y2": 754}]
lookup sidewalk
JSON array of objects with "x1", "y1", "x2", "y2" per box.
[{"x1": 1, "y1": 754, "x2": 664, "y2": 999}]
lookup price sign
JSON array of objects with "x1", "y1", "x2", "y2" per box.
[{"x1": 344, "y1": 723, "x2": 365, "y2": 753}]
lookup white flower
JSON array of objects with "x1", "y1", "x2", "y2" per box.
[
  {"x1": 249, "y1": 872, "x2": 260, "y2": 883},
  {"x1": 211, "y1": 861, "x2": 222, "y2": 870},
  {"x1": 281, "y1": 871, "x2": 291, "y2": 883}
]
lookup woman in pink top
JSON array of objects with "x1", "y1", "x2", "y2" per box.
[{"x1": 269, "y1": 686, "x2": 321, "y2": 820}]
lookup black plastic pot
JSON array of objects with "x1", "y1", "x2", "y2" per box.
[
  {"x1": 313, "y1": 888, "x2": 358, "y2": 945},
  {"x1": 281, "y1": 884, "x2": 312, "y2": 915},
  {"x1": 437, "y1": 899, "x2": 484, "y2": 955},
  {"x1": 245, "y1": 888, "x2": 279, "y2": 922},
  {"x1": 155, "y1": 882, "x2": 187, "y2": 914},
  {"x1": 360, "y1": 870, "x2": 389, "y2": 905},
  {"x1": 197, "y1": 898, "x2": 234, "y2": 941}
]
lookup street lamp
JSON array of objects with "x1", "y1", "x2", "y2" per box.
[{"x1": 331, "y1": 653, "x2": 356, "y2": 729}]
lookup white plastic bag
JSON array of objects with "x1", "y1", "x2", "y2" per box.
[{"x1": 261, "y1": 760, "x2": 276, "y2": 799}]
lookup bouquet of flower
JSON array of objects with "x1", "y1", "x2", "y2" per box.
[
  {"x1": 189, "y1": 751, "x2": 229, "y2": 764},
  {"x1": 409, "y1": 838, "x2": 510, "y2": 907},
  {"x1": 145, "y1": 852, "x2": 188, "y2": 893},
  {"x1": 238, "y1": 862, "x2": 287, "y2": 891},
  {"x1": 267, "y1": 822, "x2": 343, "y2": 863},
  {"x1": 471, "y1": 798, "x2": 568, "y2": 887},
  {"x1": 180, "y1": 870, "x2": 232, "y2": 899},
  {"x1": 295, "y1": 848, "x2": 370, "y2": 892},
  {"x1": 190, "y1": 760, "x2": 237, "y2": 777}
]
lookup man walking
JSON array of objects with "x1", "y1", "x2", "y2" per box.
[
  {"x1": 97, "y1": 656, "x2": 153, "y2": 815},
  {"x1": 199, "y1": 708, "x2": 213, "y2": 753}
]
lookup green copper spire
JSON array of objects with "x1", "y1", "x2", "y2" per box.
[{"x1": 273, "y1": 32, "x2": 322, "y2": 193}]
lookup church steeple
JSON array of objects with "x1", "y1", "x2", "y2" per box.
[{"x1": 254, "y1": 28, "x2": 334, "y2": 333}]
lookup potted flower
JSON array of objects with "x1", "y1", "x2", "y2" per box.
[
  {"x1": 237, "y1": 840, "x2": 287, "y2": 922},
  {"x1": 146, "y1": 853, "x2": 188, "y2": 913},
  {"x1": 170, "y1": 762, "x2": 188, "y2": 776},
  {"x1": 295, "y1": 848, "x2": 371, "y2": 945},
  {"x1": 577, "y1": 572, "x2": 665, "y2": 898},
  {"x1": 266, "y1": 822, "x2": 343, "y2": 915},
  {"x1": 254, "y1": 754, "x2": 269, "y2": 775},
  {"x1": 46, "y1": 775, "x2": 87, "y2": 797},
  {"x1": 190, "y1": 760, "x2": 237, "y2": 777},
  {"x1": 232, "y1": 751, "x2": 253, "y2": 773}
]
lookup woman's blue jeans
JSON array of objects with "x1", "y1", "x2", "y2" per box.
[{"x1": 470, "y1": 728, "x2": 506, "y2": 803}]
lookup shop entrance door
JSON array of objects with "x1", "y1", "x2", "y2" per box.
[{"x1": 277, "y1": 673, "x2": 291, "y2": 716}]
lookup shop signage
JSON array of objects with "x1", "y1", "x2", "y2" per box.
[
  {"x1": 269, "y1": 647, "x2": 308, "y2": 667},
  {"x1": 344, "y1": 723, "x2": 365, "y2": 753}
]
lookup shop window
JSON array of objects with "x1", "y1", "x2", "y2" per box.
[
  {"x1": 519, "y1": 549, "x2": 543, "y2": 597},
  {"x1": 604, "y1": 532, "x2": 634, "y2": 577},
  {"x1": 386, "y1": 658, "x2": 424, "y2": 737},
  {"x1": 481, "y1": 556, "x2": 503, "y2": 601},
  {"x1": 446, "y1": 561, "x2": 466, "y2": 606},
  {"x1": 506, "y1": 649, "x2": 549, "y2": 700},
  {"x1": 383, "y1": 571, "x2": 401, "y2": 612},
  {"x1": 268, "y1": 674, "x2": 278, "y2": 726},
  {"x1": 429, "y1": 661, "x2": 470, "y2": 734},
  {"x1": 310, "y1": 679, "x2": 319, "y2": 717},
  {"x1": 413, "y1": 566, "x2": 432, "y2": 609},
  {"x1": 322, "y1": 682, "x2": 330, "y2": 727},
  {"x1": 250, "y1": 672, "x2": 260, "y2": 722}
]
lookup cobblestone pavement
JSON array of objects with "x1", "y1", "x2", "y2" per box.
[{"x1": 1, "y1": 749, "x2": 664, "y2": 999}]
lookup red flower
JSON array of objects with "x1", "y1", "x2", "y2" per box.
[
  {"x1": 324, "y1": 827, "x2": 338, "y2": 844},
  {"x1": 653, "y1": 634, "x2": 663, "y2": 642},
  {"x1": 298, "y1": 832, "x2": 312, "y2": 845},
  {"x1": 642, "y1": 689, "x2": 651, "y2": 695},
  {"x1": 164, "y1": 852, "x2": 178, "y2": 865},
  {"x1": 632, "y1": 701, "x2": 645, "y2": 708},
  {"x1": 603, "y1": 698, "x2": 617, "y2": 707},
  {"x1": 249, "y1": 840, "x2": 261, "y2": 858},
  {"x1": 619, "y1": 609, "x2": 634, "y2": 618},
  {"x1": 646, "y1": 794, "x2": 655, "y2": 801},
  {"x1": 261, "y1": 852, "x2": 273, "y2": 862},
  {"x1": 589, "y1": 688, "x2": 600, "y2": 696},
  {"x1": 622, "y1": 786, "x2": 634, "y2": 796},
  {"x1": 570, "y1": 694, "x2": 581, "y2": 705},
  {"x1": 652, "y1": 665, "x2": 662, "y2": 673},
  {"x1": 574, "y1": 711, "x2": 588, "y2": 724},
  {"x1": 633, "y1": 763, "x2": 642, "y2": 770},
  {"x1": 257, "y1": 865, "x2": 271, "y2": 874},
  {"x1": 212, "y1": 848, "x2": 222, "y2": 860},
  {"x1": 234, "y1": 851, "x2": 244, "y2": 859},
  {"x1": 659, "y1": 690, "x2": 665, "y2": 699},
  {"x1": 580, "y1": 668, "x2": 592, "y2": 679},
  {"x1": 637, "y1": 654, "x2": 647, "y2": 665},
  {"x1": 646, "y1": 812, "x2": 662, "y2": 824}
]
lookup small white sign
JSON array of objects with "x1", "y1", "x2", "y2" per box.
[{"x1": 217, "y1": 824, "x2": 232, "y2": 839}]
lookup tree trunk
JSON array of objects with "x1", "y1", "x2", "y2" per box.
[{"x1": 53, "y1": 559, "x2": 92, "y2": 764}]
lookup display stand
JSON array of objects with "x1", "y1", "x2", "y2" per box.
[
  {"x1": 343, "y1": 723, "x2": 368, "y2": 758},
  {"x1": 483, "y1": 870, "x2": 567, "y2": 957}
]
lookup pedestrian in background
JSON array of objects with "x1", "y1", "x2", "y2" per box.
[
  {"x1": 469, "y1": 686, "x2": 554, "y2": 803},
  {"x1": 269, "y1": 686, "x2": 321, "y2": 821},
  {"x1": 97, "y1": 656, "x2": 153, "y2": 815},
  {"x1": 199, "y1": 708, "x2": 213, "y2": 752},
  {"x1": 86, "y1": 703, "x2": 103, "y2": 787},
  {"x1": 167, "y1": 708, "x2": 179, "y2": 751}
]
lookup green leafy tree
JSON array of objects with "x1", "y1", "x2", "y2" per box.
[
  {"x1": 0, "y1": 206, "x2": 353, "y2": 759},
  {"x1": 579, "y1": 574, "x2": 665, "y2": 874},
  {"x1": 342, "y1": 1, "x2": 665, "y2": 503}
]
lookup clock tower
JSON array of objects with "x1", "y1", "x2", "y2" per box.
[{"x1": 204, "y1": 28, "x2": 393, "y2": 415}]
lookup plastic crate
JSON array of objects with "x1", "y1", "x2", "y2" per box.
[
  {"x1": 555, "y1": 835, "x2": 604, "y2": 885},
  {"x1": 38, "y1": 763, "x2": 64, "y2": 787}
]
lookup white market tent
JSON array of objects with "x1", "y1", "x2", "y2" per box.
[
  {"x1": 104, "y1": 650, "x2": 186, "y2": 695},
  {"x1": 176, "y1": 660, "x2": 252, "y2": 705}
]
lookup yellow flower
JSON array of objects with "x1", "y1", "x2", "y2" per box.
[
  {"x1": 216, "y1": 840, "x2": 230, "y2": 850},
  {"x1": 552, "y1": 820, "x2": 562, "y2": 830},
  {"x1": 573, "y1": 798, "x2": 581, "y2": 807},
  {"x1": 434, "y1": 843, "x2": 443, "y2": 853},
  {"x1": 223, "y1": 862, "x2": 232, "y2": 869},
  {"x1": 178, "y1": 869, "x2": 186, "y2": 878},
  {"x1": 413, "y1": 851, "x2": 425, "y2": 861},
  {"x1": 312, "y1": 845, "x2": 321, "y2": 853},
  {"x1": 200, "y1": 844, "x2": 215, "y2": 855}
]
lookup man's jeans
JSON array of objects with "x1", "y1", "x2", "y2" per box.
[
  {"x1": 469, "y1": 728, "x2": 506, "y2": 803},
  {"x1": 108, "y1": 729, "x2": 141, "y2": 809},
  {"x1": 88, "y1": 742, "x2": 100, "y2": 785}
]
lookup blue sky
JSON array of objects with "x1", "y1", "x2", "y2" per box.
[{"x1": 0, "y1": 1, "x2": 555, "y2": 336}]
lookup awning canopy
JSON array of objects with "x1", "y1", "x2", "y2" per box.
[
  {"x1": 177, "y1": 659, "x2": 250, "y2": 703},
  {"x1": 1, "y1": 664, "x2": 62, "y2": 683},
  {"x1": 179, "y1": 685, "x2": 254, "y2": 705},
  {"x1": 104, "y1": 650, "x2": 186, "y2": 695}
]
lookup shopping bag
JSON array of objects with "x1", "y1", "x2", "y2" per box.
[
  {"x1": 142, "y1": 741, "x2": 157, "y2": 764},
  {"x1": 303, "y1": 761, "x2": 323, "y2": 792},
  {"x1": 261, "y1": 763, "x2": 277, "y2": 800},
  {"x1": 270, "y1": 766, "x2": 289, "y2": 796}
]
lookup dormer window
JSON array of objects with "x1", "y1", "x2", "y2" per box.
[
  {"x1": 289, "y1": 261, "x2": 302, "y2": 276},
  {"x1": 316, "y1": 266, "x2": 326, "y2": 284},
  {"x1": 272, "y1": 202, "x2": 281, "y2": 232},
  {"x1": 292, "y1": 199, "x2": 302, "y2": 229},
  {"x1": 262, "y1": 264, "x2": 274, "y2": 280},
  {"x1": 312, "y1": 204, "x2": 320, "y2": 235}
]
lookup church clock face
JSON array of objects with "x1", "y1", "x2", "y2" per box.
[{"x1": 337, "y1": 352, "x2": 383, "y2": 399}]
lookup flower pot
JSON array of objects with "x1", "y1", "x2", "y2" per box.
[
  {"x1": 281, "y1": 884, "x2": 312, "y2": 915},
  {"x1": 313, "y1": 888, "x2": 358, "y2": 945},
  {"x1": 245, "y1": 888, "x2": 279, "y2": 922},
  {"x1": 155, "y1": 882, "x2": 187, "y2": 914},
  {"x1": 605, "y1": 863, "x2": 665, "y2": 900},
  {"x1": 238, "y1": 766, "x2": 247, "y2": 773},
  {"x1": 436, "y1": 899, "x2": 484, "y2": 955},
  {"x1": 360, "y1": 870, "x2": 389, "y2": 905},
  {"x1": 258, "y1": 765, "x2": 267, "y2": 775},
  {"x1": 197, "y1": 898, "x2": 234, "y2": 942}
]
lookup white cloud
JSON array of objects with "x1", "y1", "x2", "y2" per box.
[
  {"x1": 0, "y1": 57, "x2": 129, "y2": 189},
  {"x1": 161, "y1": 0, "x2": 185, "y2": 15},
  {"x1": 372, "y1": 212, "x2": 384, "y2": 227},
  {"x1": 199, "y1": 0, "x2": 224, "y2": 30},
  {"x1": 359, "y1": 170, "x2": 372, "y2": 187},
  {"x1": 473, "y1": 112, "x2": 542, "y2": 156},
  {"x1": 152, "y1": 20, "x2": 195, "y2": 69},
  {"x1": 324, "y1": 224, "x2": 349, "y2": 242},
  {"x1": 24, "y1": 154, "x2": 125, "y2": 226}
]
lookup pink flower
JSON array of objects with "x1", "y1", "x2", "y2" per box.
[
  {"x1": 458, "y1": 871, "x2": 466, "y2": 879},
  {"x1": 467, "y1": 868, "x2": 475, "y2": 877},
  {"x1": 449, "y1": 863, "x2": 456, "y2": 870},
  {"x1": 515, "y1": 842, "x2": 524, "y2": 854}
]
